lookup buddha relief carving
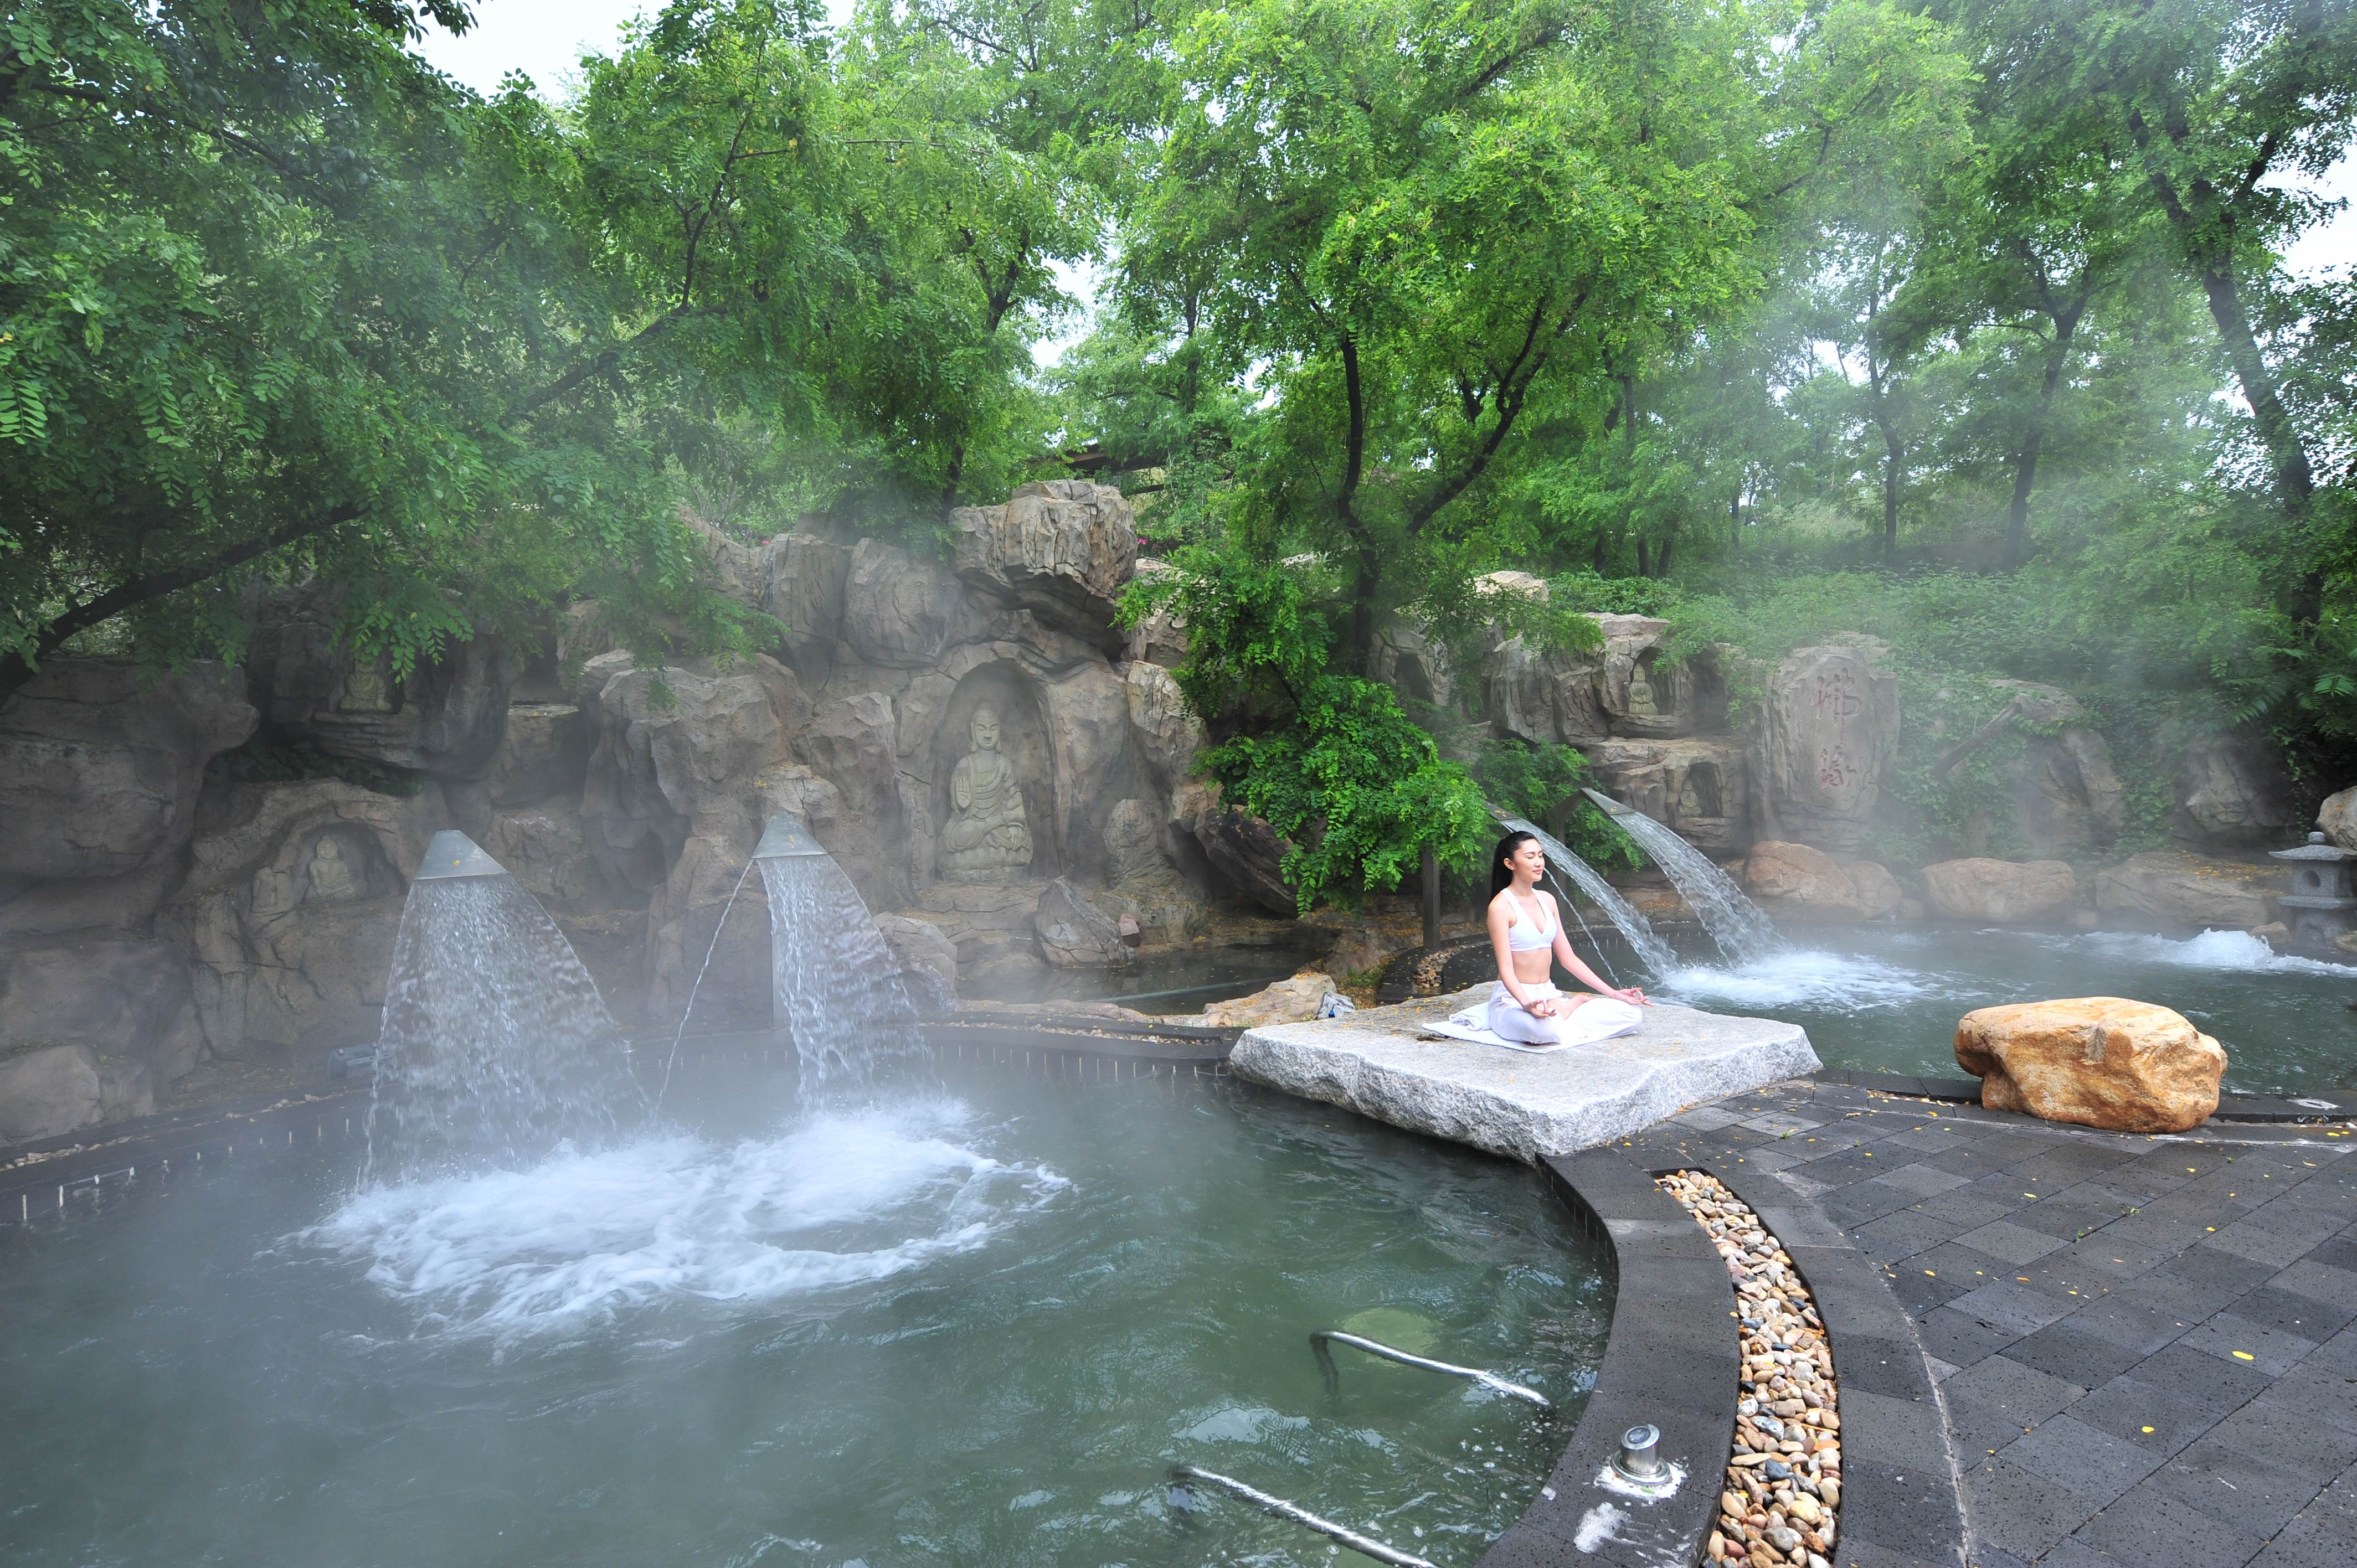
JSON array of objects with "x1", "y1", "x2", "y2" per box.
[
  {"x1": 339, "y1": 662, "x2": 397, "y2": 714},
  {"x1": 307, "y1": 836, "x2": 361, "y2": 902},
  {"x1": 1625, "y1": 662, "x2": 1660, "y2": 718},
  {"x1": 939, "y1": 706, "x2": 1034, "y2": 881}
]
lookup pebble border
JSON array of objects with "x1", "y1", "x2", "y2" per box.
[{"x1": 1656, "y1": 1170, "x2": 1842, "y2": 1568}]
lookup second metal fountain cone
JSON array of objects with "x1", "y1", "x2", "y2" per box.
[{"x1": 413, "y1": 829, "x2": 511, "y2": 880}]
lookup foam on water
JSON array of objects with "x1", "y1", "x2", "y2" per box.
[
  {"x1": 1658, "y1": 949, "x2": 1959, "y2": 1013},
  {"x1": 303, "y1": 1100, "x2": 1066, "y2": 1342},
  {"x1": 2072, "y1": 928, "x2": 2357, "y2": 981}
]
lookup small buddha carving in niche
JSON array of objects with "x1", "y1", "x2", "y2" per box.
[
  {"x1": 339, "y1": 663, "x2": 397, "y2": 714},
  {"x1": 1625, "y1": 663, "x2": 1660, "y2": 717},
  {"x1": 307, "y1": 837, "x2": 360, "y2": 902},
  {"x1": 939, "y1": 705, "x2": 1034, "y2": 881}
]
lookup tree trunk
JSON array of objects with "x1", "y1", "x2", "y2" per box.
[
  {"x1": 1337, "y1": 332, "x2": 1379, "y2": 669},
  {"x1": 1730, "y1": 483, "x2": 1741, "y2": 551},
  {"x1": 1876, "y1": 409, "x2": 1903, "y2": 565},
  {"x1": 2006, "y1": 307, "x2": 2080, "y2": 569}
]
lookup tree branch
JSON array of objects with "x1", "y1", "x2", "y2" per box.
[{"x1": 0, "y1": 504, "x2": 369, "y2": 713}]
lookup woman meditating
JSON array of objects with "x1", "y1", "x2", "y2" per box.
[{"x1": 1485, "y1": 830, "x2": 1648, "y2": 1046}]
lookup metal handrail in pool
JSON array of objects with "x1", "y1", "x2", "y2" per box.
[
  {"x1": 1167, "y1": 1465, "x2": 1438, "y2": 1568},
  {"x1": 1310, "y1": 1330, "x2": 1555, "y2": 1412}
]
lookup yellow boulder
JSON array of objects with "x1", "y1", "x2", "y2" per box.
[{"x1": 1955, "y1": 997, "x2": 2225, "y2": 1133}]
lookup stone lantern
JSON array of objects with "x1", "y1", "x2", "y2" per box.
[{"x1": 2269, "y1": 832, "x2": 2357, "y2": 951}]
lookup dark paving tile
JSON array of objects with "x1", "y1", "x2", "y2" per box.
[
  {"x1": 2304, "y1": 1232, "x2": 2357, "y2": 1274},
  {"x1": 1840, "y1": 1454, "x2": 1968, "y2": 1562},
  {"x1": 1904, "y1": 1240, "x2": 2016, "y2": 1286},
  {"x1": 1866, "y1": 1161, "x2": 1979, "y2": 1200},
  {"x1": 1852, "y1": 1207, "x2": 1968, "y2": 1260},
  {"x1": 2177, "y1": 1311, "x2": 2319, "y2": 1378},
  {"x1": 2209, "y1": 1217, "x2": 2337, "y2": 1268},
  {"x1": 1954, "y1": 1220, "x2": 2073, "y2": 1266},
  {"x1": 1911, "y1": 1189, "x2": 2019, "y2": 1229},
  {"x1": 2157, "y1": 1242, "x2": 2275, "y2": 1294},
  {"x1": 1996, "y1": 1414, "x2": 2166, "y2": 1512},
  {"x1": 2097, "y1": 1263, "x2": 2251, "y2": 1324},
  {"x1": 1834, "y1": 1334, "x2": 1936, "y2": 1399},
  {"x1": 1886, "y1": 1261, "x2": 1977, "y2": 1314},
  {"x1": 2266, "y1": 1357, "x2": 2357, "y2": 1439},
  {"x1": 2061, "y1": 1294, "x2": 2201, "y2": 1356},
  {"x1": 2205, "y1": 1396, "x2": 2357, "y2": 1481},
  {"x1": 2161, "y1": 1436, "x2": 2340, "y2": 1538},
  {"x1": 1914, "y1": 1303, "x2": 2020, "y2": 1369},
  {"x1": 1944, "y1": 1280, "x2": 2081, "y2": 1338},
  {"x1": 2123, "y1": 1339, "x2": 2278, "y2": 1409},
  {"x1": 1999, "y1": 1323, "x2": 2148, "y2": 1389},
  {"x1": 1809, "y1": 1148, "x2": 1901, "y2": 1186},
  {"x1": 1940, "y1": 1354, "x2": 2085, "y2": 1427},
  {"x1": 2231, "y1": 1282, "x2": 2357, "y2": 1342},
  {"x1": 1959, "y1": 1456, "x2": 2093, "y2": 1560},
  {"x1": 2240, "y1": 1197, "x2": 2357, "y2": 1246},
  {"x1": 1821, "y1": 1182, "x2": 1918, "y2": 1228},
  {"x1": 2005, "y1": 1200, "x2": 2123, "y2": 1243},
  {"x1": 1876, "y1": 1126, "x2": 1975, "y2": 1157},
  {"x1": 2070, "y1": 1477, "x2": 2267, "y2": 1566},
  {"x1": 2067, "y1": 1371, "x2": 2232, "y2": 1457},
  {"x1": 2243, "y1": 1468, "x2": 2357, "y2": 1568},
  {"x1": 1841, "y1": 1388, "x2": 1955, "y2": 1470}
]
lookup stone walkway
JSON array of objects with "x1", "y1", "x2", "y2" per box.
[{"x1": 1617, "y1": 1081, "x2": 2357, "y2": 1568}]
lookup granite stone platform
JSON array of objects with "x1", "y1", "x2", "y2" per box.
[{"x1": 1229, "y1": 984, "x2": 1823, "y2": 1163}]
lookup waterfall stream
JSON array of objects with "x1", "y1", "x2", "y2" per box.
[
  {"x1": 365, "y1": 835, "x2": 642, "y2": 1180},
  {"x1": 1581, "y1": 789, "x2": 1782, "y2": 963},
  {"x1": 755, "y1": 815, "x2": 927, "y2": 1102}
]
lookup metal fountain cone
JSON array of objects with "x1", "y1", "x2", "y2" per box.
[
  {"x1": 1582, "y1": 786, "x2": 1632, "y2": 816},
  {"x1": 412, "y1": 829, "x2": 511, "y2": 880},
  {"x1": 752, "y1": 812, "x2": 826, "y2": 860}
]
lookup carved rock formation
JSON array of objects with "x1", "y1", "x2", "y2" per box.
[
  {"x1": 1742, "y1": 841, "x2": 1899, "y2": 922},
  {"x1": 1034, "y1": 876, "x2": 1131, "y2": 968},
  {"x1": 1195, "y1": 971, "x2": 1337, "y2": 1028},
  {"x1": 952, "y1": 479, "x2": 1139, "y2": 650},
  {"x1": 1175, "y1": 781, "x2": 1296, "y2": 917},
  {"x1": 842, "y1": 538, "x2": 970, "y2": 668},
  {"x1": 2166, "y1": 723, "x2": 2298, "y2": 847},
  {"x1": 762, "y1": 533, "x2": 854, "y2": 651},
  {"x1": 0, "y1": 936, "x2": 199, "y2": 1124},
  {"x1": 245, "y1": 588, "x2": 511, "y2": 780},
  {"x1": 1920, "y1": 857, "x2": 2078, "y2": 923},
  {"x1": 1758, "y1": 644, "x2": 1902, "y2": 852},
  {"x1": 0, "y1": 657, "x2": 255, "y2": 881},
  {"x1": 162, "y1": 778, "x2": 445, "y2": 1055},
  {"x1": 2320, "y1": 785, "x2": 2357, "y2": 852},
  {"x1": 1584, "y1": 737, "x2": 1751, "y2": 854},
  {"x1": 2093, "y1": 849, "x2": 2284, "y2": 931}
]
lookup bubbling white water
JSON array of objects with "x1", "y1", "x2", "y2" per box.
[
  {"x1": 1658, "y1": 949, "x2": 1958, "y2": 1013},
  {"x1": 2072, "y1": 928, "x2": 2357, "y2": 980},
  {"x1": 304, "y1": 1100, "x2": 1066, "y2": 1343}
]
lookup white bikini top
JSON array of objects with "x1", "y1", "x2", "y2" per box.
[{"x1": 1504, "y1": 894, "x2": 1556, "y2": 952}]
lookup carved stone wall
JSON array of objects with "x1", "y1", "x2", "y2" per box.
[{"x1": 1757, "y1": 644, "x2": 1902, "y2": 852}]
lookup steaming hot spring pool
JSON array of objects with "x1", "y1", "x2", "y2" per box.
[
  {"x1": 0, "y1": 1063, "x2": 1608, "y2": 1567},
  {"x1": 1649, "y1": 922, "x2": 2357, "y2": 1096}
]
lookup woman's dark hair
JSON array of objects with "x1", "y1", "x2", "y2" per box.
[{"x1": 1491, "y1": 831, "x2": 1540, "y2": 899}]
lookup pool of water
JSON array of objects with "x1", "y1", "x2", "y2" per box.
[
  {"x1": 0, "y1": 1066, "x2": 1605, "y2": 1568},
  {"x1": 1652, "y1": 924, "x2": 2357, "y2": 1096}
]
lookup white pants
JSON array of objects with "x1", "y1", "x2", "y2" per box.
[{"x1": 1486, "y1": 983, "x2": 1643, "y2": 1046}]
